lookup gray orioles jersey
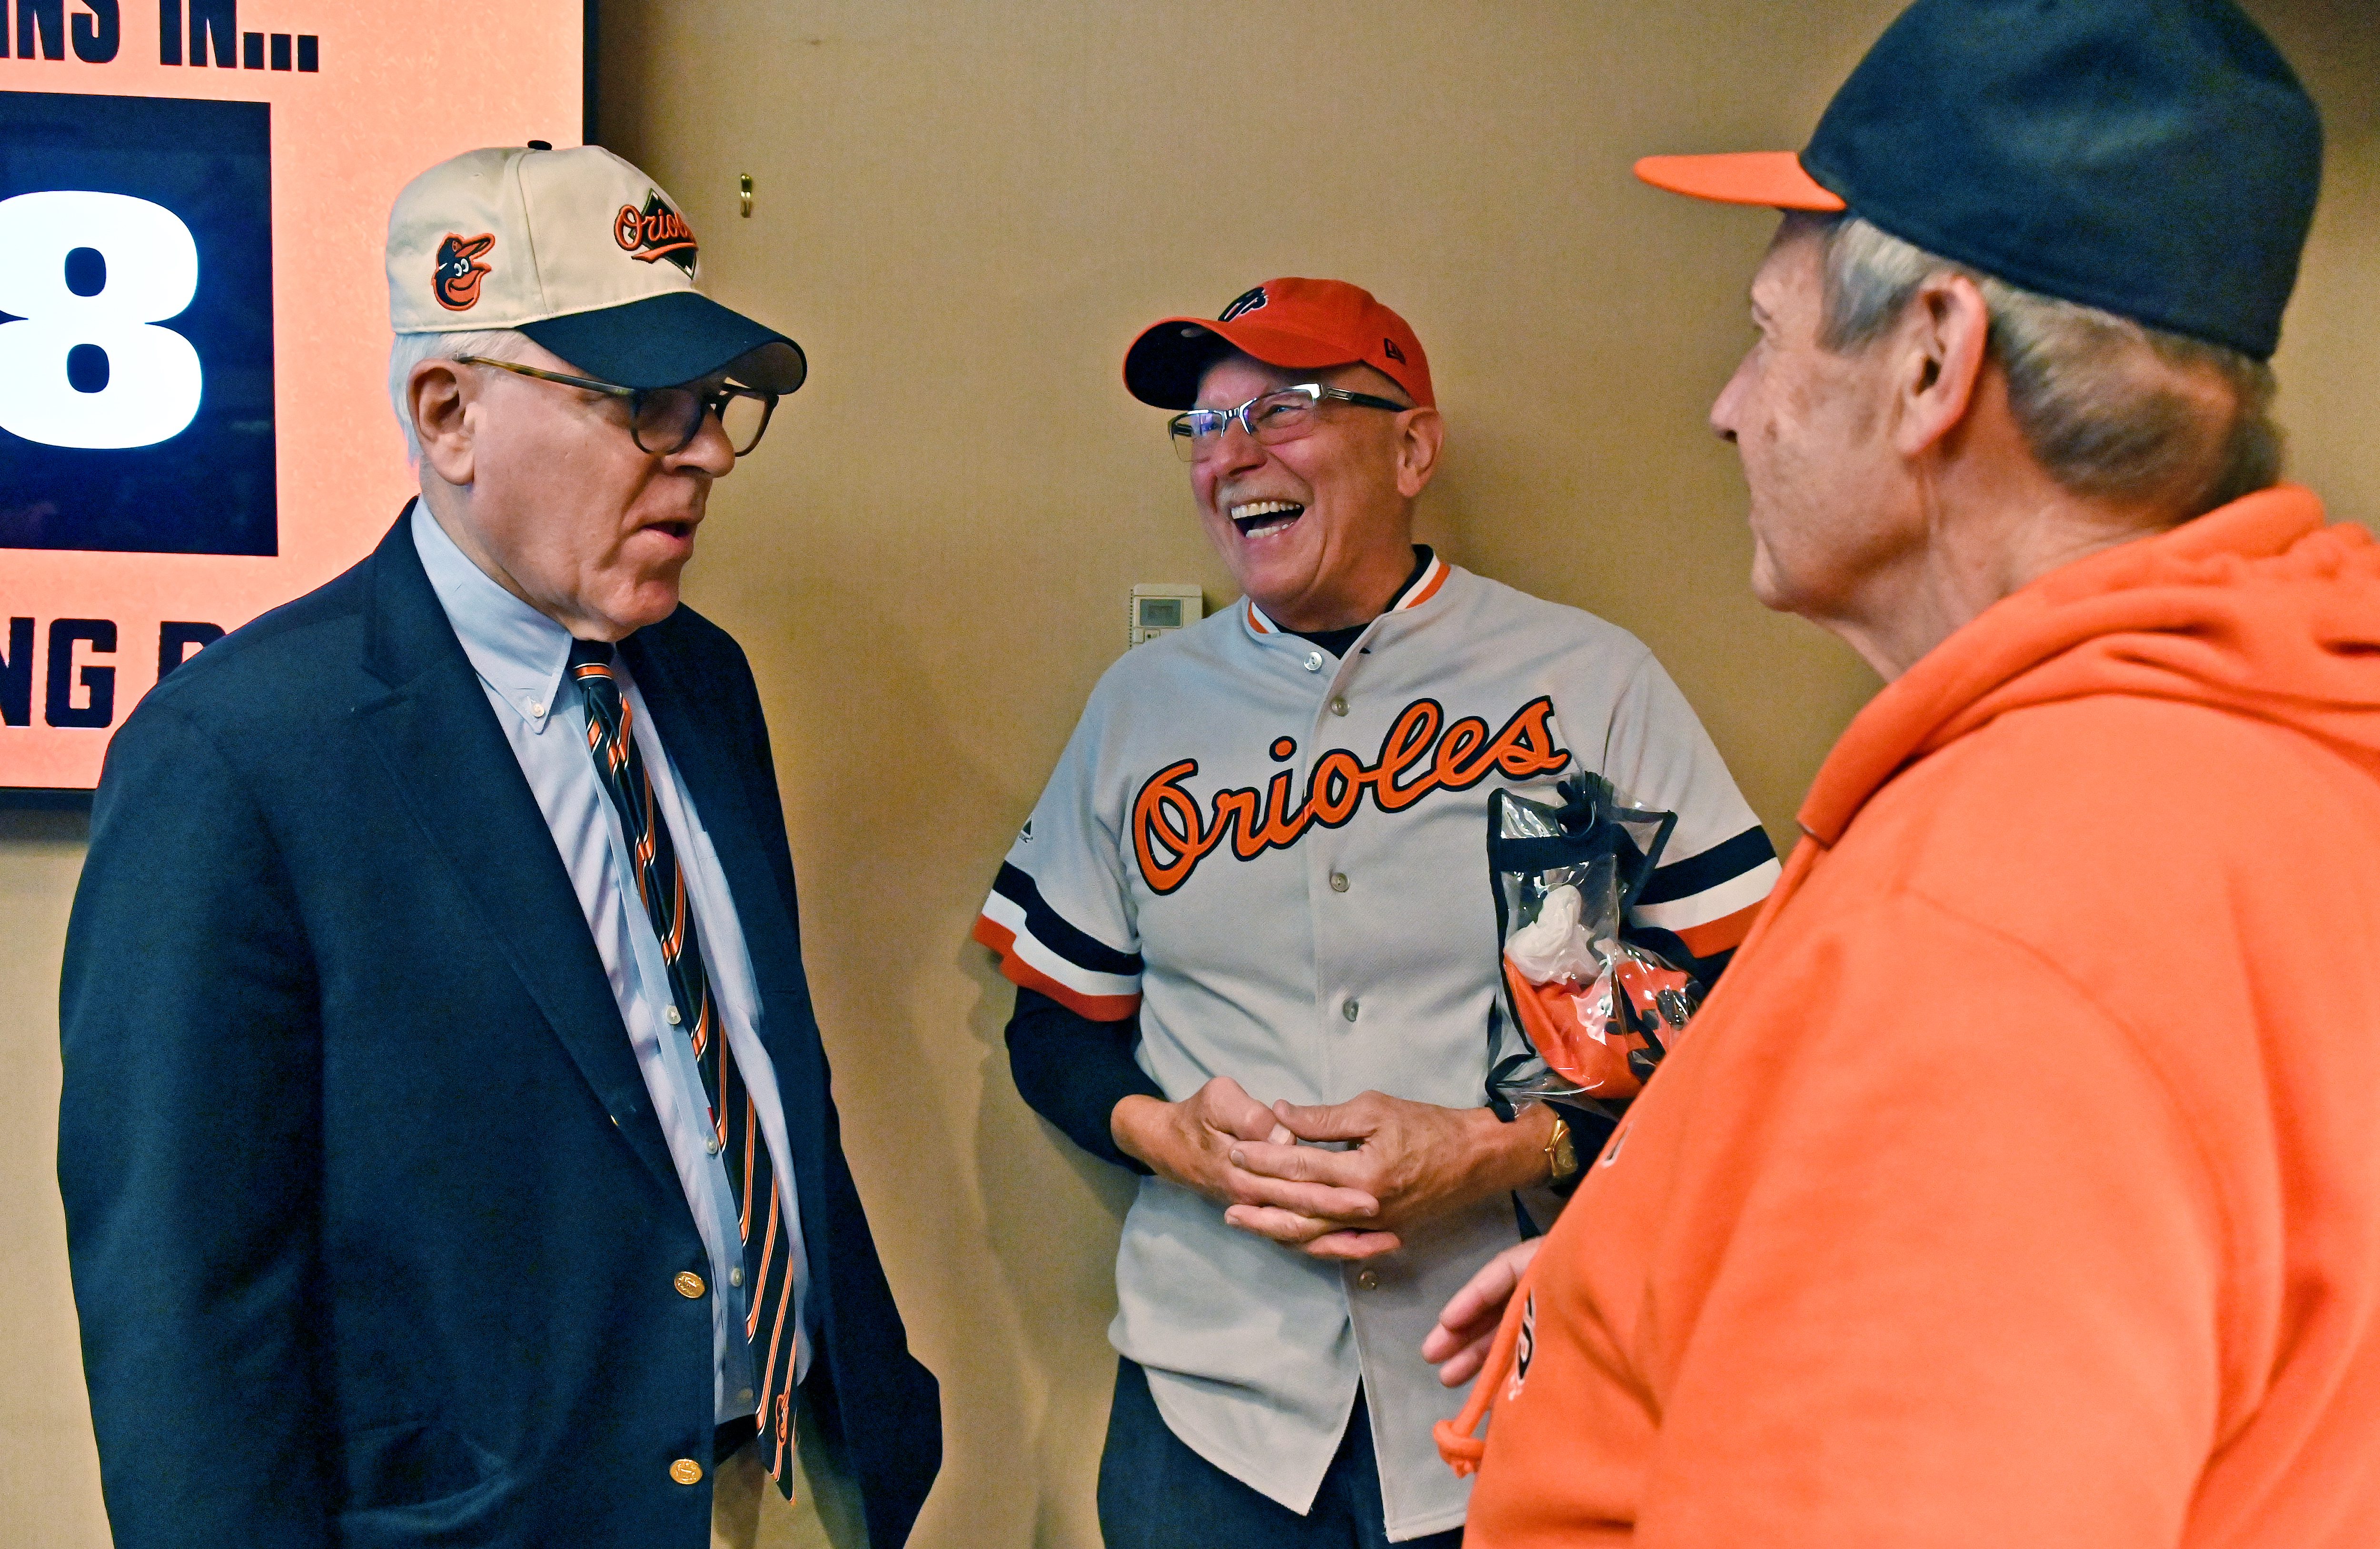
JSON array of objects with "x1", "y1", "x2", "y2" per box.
[{"x1": 975, "y1": 553, "x2": 1778, "y2": 1539}]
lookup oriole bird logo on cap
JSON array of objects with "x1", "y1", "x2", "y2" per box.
[{"x1": 433, "y1": 233, "x2": 494, "y2": 312}]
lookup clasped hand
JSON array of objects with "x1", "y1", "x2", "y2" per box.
[{"x1": 1113, "y1": 1079, "x2": 1544, "y2": 1262}]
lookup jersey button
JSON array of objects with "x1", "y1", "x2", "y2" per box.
[
  {"x1": 1329, "y1": 872, "x2": 1349, "y2": 893},
  {"x1": 1329, "y1": 695, "x2": 1349, "y2": 716},
  {"x1": 1342, "y1": 999, "x2": 1359, "y2": 1022},
  {"x1": 1301, "y1": 650, "x2": 1325, "y2": 672}
]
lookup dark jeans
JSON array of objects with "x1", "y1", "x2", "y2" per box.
[{"x1": 1097, "y1": 1356, "x2": 1466, "y2": 1549}]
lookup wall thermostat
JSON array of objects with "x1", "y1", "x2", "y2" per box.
[{"x1": 1128, "y1": 583, "x2": 1204, "y2": 648}]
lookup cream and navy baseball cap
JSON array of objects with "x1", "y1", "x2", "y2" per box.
[{"x1": 387, "y1": 143, "x2": 806, "y2": 392}]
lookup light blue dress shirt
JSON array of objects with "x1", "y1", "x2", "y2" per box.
[{"x1": 413, "y1": 504, "x2": 809, "y2": 1424}]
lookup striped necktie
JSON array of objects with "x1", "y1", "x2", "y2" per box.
[{"x1": 568, "y1": 638, "x2": 803, "y2": 1493}]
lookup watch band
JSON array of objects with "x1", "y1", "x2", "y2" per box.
[{"x1": 1544, "y1": 1113, "x2": 1580, "y2": 1185}]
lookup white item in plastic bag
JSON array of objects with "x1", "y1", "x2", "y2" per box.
[{"x1": 1503, "y1": 883, "x2": 1602, "y2": 985}]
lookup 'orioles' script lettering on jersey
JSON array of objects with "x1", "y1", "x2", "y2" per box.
[{"x1": 1133, "y1": 696, "x2": 1570, "y2": 894}]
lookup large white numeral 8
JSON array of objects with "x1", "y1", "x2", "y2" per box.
[{"x1": 0, "y1": 191, "x2": 205, "y2": 450}]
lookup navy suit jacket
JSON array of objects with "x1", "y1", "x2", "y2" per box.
[{"x1": 58, "y1": 511, "x2": 941, "y2": 1548}]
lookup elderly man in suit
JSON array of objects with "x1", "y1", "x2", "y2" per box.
[{"x1": 58, "y1": 144, "x2": 939, "y2": 1549}]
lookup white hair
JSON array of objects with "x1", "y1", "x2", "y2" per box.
[
  {"x1": 1800, "y1": 214, "x2": 2281, "y2": 517},
  {"x1": 386, "y1": 328, "x2": 536, "y2": 466}
]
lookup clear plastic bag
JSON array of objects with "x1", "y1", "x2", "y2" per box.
[{"x1": 1486, "y1": 774, "x2": 1703, "y2": 1114}]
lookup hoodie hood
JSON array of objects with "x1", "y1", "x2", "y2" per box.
[{"x1": 1801, "y1": 485, "x2": 2380, "y2": 845}]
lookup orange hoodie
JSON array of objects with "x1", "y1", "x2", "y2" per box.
[{"x1": 1443, "y1": 487, "x2": 2380, "y2": 1548}]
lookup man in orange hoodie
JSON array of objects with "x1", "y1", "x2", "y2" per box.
[{"x1": 1426, "y1": 1, "x2": 2380, "y2": 1545}]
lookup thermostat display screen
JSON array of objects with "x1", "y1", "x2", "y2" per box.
[
  {"x1": 1138, "y1": 597, "x2": 1182, "y2": 628},
  {"x1": 1, "y1": 3, "x2": 585, "y2": 792}
]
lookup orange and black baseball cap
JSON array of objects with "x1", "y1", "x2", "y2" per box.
[
  {"x1": 1634, "y1": 0, "x2": 2321, "y2": 361},
  {"x1": 1123, "y1": 278, "x2": 1434, "y2": 409}
]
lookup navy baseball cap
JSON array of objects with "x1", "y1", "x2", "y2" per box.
[{"x1": 1634, "y1": 0, "x2": 2322, "y2": 361}]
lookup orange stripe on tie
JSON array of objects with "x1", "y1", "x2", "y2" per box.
[
  {"x1": 741, "y1": 1099, "x2": 757, "y2": 1237},
  {"x1": 757, "y1": 1238, "x2": 794, "y2": 1413},
  {"x1": 747, "y1": 1185, "x2": 781, "y2": 1338}
]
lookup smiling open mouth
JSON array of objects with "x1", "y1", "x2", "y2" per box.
[{"x1": 1230, "y1": 500, "x2": 1304, "y2": 538}]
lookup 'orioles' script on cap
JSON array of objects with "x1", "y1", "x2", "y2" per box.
[{"x1": 614, "y1": 190, "x2": 696, "y2": 275}]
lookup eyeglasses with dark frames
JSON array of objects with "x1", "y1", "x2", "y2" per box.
[
  {"x1": 1167, "y1": 382, "x2": 1409, "y2": 462},
  {"x1": 455, "y1": 356, "x2": 779, "y2": 457}
]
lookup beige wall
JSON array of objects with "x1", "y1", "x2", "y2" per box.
[{"x1": 4, "y1": 3, "x2": 2372, "y2": 1543}]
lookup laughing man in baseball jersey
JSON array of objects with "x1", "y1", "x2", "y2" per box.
[{"x1": 973, "y1": 279, "x2": 1780, "y2": 1546}]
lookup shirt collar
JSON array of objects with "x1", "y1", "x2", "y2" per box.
[
  {"x1": 410, "y1": 500, "x2": 576, "y2": 731},
  {"x1": 1240, "y1": 547, "x2": 1453, "y2": 642}
]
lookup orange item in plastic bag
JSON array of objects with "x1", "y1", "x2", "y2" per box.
[{"x1": 1501, "y1": 954, "x2": 1695, "y2": 1100}]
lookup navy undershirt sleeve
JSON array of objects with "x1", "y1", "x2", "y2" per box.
[{"x1": 1005, "y1": 986, "x2": 1162, "y2": 1174}]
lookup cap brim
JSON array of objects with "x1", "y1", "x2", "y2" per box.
[
  {"x1": 1122, "y1": 316, "x2": 1368, "y2": 409},
  {"x1": 519, "y1": 290, "x2": 808, "y2": 393},
  {"x1": 1634, "y1": 151, "x2": 1847, "y2": 211}
]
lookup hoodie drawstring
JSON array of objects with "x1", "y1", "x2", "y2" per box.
[{"x1": 1434, "y1": 1261, "x2": 1537, "y2": 1476}]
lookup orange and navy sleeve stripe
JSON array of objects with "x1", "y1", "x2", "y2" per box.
[
  {"x1": 973, "y1": 863, "x2": 1143, "y2": 1021},
  {"x1": 1629, "y1": 824, "x2": 1781, "y2": 959}
]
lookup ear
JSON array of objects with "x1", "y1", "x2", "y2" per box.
[
  {"x1": 1890, "y1": 272, "x2": 1991, "y2": 458},
  {"x1": 408, "y1": 358, "x2": 479, "y2": 487},
  {"x1": 1393, "y1": 406, "x2": 1446, "y2": 499}
]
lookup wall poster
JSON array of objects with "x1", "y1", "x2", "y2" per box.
[{"x1": 1, "y1": 1, "x2": 586, "y2": 790}]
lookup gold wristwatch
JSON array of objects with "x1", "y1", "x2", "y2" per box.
[{"x1": 1543, "y1": 1113, "x2": 1580, "y2": 1185}]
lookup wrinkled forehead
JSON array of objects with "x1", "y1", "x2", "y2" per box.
[
  {"x1": 1193, "y1": 350, "x2": 1311, "y2": 407},
  {"x1": 1750, "y1": 217, "x2": 1829, "y2": 311},
  {"x1": 1191, "y1": 349, "x2": 1402, "y2": 408}
]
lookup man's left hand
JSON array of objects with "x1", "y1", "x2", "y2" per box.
[{"x1": 1221, "y1": 1095, "x2": 1553, "y2": 1261}]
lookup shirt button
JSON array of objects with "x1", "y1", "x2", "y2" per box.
[
  {"x1": 1329, "y1": 695, "x2": 1349, "y2": 716},
  {"x1": 674, "y1": 1270, "x2": 706, "y2": 1299},
  {"x1": 665, "y1": 1005, "x2": 682, "y2": 1025},
  {"x1": 1356, "y1": 1268, "x2": 1380, "y2": 1291},
  {"x1": 1329, "y1": 872, "x2": 1349, "y2": 893},
  {"x1": 1342, "y1": 999, "x2": 1359, "y2": 1022},
  {"x1": 704, "y1": 1134, "x2": 720, "y2": 1157},
  {"x1": 670, "y1": 1458, "x2": 704, "y2": 1486},
  {"x1": 527, "y1": 699, "x2": 545, "y2": 719},
  {"x1": 730, "y1": 1266, "x2": 744, "y2": 1287},
  {"x1": 738, "y1": 1387, "x2": 755, "y2": 1404},
  {"x1": 1301, "y1": 651, "x2": 1324, "y2": 672}
]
